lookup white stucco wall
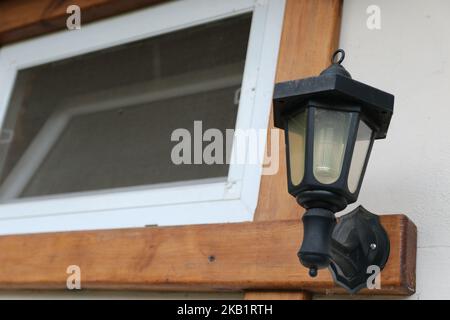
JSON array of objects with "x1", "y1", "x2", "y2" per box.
[{"x1": 323, "y1": 0, "x2": 450, "y2": 300}]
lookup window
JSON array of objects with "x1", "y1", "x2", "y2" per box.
[
  {"x1": 0, "y1": 14, "x2": 250, "y2": 200},
  {"x1": 0, "y1": 0, "x2": 285, "y2": 234}
]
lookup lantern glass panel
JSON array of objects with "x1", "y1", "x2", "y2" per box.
[
  {"x1": 313, "y1": 109, "x2": 351, "y2": 184},
  {"x1": 287, "y1": 110, "x2": 307, "y2": 185},
  {"x1": 347, "y1": 120, "x2": 373, "y2": 193}
]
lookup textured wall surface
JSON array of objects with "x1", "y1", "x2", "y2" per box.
[{"x1": 319, "y1": 0, "x2": 450, "y2": 300}]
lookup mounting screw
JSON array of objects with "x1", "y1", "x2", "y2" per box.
[{"x1": 370, "y1": 243, "x2": 377, "y2": 250}]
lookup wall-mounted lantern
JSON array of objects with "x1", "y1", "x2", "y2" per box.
[{"x1": 273, "y1": 49, "x2": 394, "y2": 293}]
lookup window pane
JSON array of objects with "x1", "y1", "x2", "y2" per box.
[
  {"x1": 348, "y1": 120, "x2": 373, "y2": 193},
  {"x1": 313, "y1": 109, "x2": 351, "y2": 184},
  {"x1": 287, "y1": 110, "x2": 307, "y2": 186},
  {"x1": 0, "y1": 13, "x2": 252, "y2": 200}
]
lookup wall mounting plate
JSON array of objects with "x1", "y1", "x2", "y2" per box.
[{"x1": 329, "y1": 206, "x2": 390, "y2": 293}]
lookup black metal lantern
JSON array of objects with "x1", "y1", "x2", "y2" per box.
[{"x1": 273, "y1": 49, "x2": 394, "y2": 292}]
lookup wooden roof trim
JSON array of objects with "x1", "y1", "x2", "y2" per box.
[{"x1": 0, "y1": 0, "x2": 168, "y2": 46}]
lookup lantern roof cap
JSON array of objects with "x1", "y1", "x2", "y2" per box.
[{"x1": 273, "y1": 49, "x2": 394, "y2": 139}]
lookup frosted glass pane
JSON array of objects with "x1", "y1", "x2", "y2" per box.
[
  {"x1": 287, "y1": 111, "x2": 307, "y2": 185},
  {"x1": 313, "y1": 109, "x2": 351, "y2": 184},
  {"x1": 348, "y1": 120, "x2": 372, "y2": 193}
]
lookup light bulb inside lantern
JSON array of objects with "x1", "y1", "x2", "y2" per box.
[{"x1": 313, "y1": 109, "x2": 351, "y2": 184}]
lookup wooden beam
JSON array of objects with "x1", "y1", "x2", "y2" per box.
[
  {"x1": 0, "y1": 0, "x2": 167, "y2": 46},
  {"x1": 244, "y1": 291, "x2": 312, "y2": 300},
  {"x1": 0, "y1": 214, "x2": 416, "y2": 295},
  {"x1": 254, "y1": 0, "x2": 343, "y2": 221}
]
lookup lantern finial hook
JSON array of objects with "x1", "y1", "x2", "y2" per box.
[{"x1": 332, "y1": 49, "x2": 345, "y2": 64}]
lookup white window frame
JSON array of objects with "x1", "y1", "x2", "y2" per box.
[{"x1": 0, "y1": 0, "x2": 285, "y2": 235}]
